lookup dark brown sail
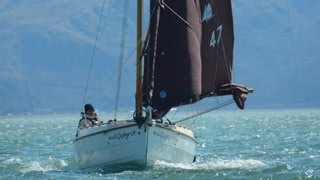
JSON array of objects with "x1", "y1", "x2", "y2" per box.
[{"x1": 143, "y1": 0, "x2": 252, "y2": 119}]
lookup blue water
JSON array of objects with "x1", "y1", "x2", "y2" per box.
[{"x1": 1, "y1": 109, "x2": 319, "y2": 179}]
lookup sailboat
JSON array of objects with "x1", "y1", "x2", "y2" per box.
[{"x1": 74, "y1": 0, "x2": 252, "y2": 169}]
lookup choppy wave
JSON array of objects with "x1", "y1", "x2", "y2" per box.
[
  {"x1": 1, "y1": 110, "x2": 320, "y2": 179},
  {"x1": 154, "y1": 159, "x2": 265, "y2": 170},
  {"x1": 2, "y1": 157, "x2": 69, "y2": 173}
]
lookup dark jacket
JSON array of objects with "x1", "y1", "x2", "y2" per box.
[{"x1": 78, "y1": 112, "x2": 102, "y2": 128}]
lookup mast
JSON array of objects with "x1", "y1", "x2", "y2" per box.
[{"x1": 135, "y1": 0, "x2": 143, "y2": 118}]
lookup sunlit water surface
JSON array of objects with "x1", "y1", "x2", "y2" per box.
[{"x1": 1, "y1": 109, "x2": 319, "y2": 179}]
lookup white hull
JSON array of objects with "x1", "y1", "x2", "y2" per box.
[{"x1": 74, "y1": 120, "x2": 196, "y2": 169}]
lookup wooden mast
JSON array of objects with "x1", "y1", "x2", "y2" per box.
[{"x1": 135, "y1": 0, "x2": 143, "y2": 118}]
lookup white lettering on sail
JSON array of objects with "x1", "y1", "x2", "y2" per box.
[
  {"x1": 216, "y1": 25, "x2": 223, "y2": 44},
  {"x1": 202, "y1": 3, "x2": 214, "y2": 22},
  {"x1": 210, "y1": 25, "x2": 223, "y2": 48},
  {"x1": 210, "y1": 31, "x2": 216, "y2": 47}
]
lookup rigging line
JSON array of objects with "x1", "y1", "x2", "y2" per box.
[
  {"x1": 218, "y1": 4, "x2": 233, "y2": 83},
  {"x1": 102, "y1": 3, "x2": 158, "y2": 115},
  {"x1": 122, "y1": 1, "x2": 159, "y2": 65},
  {"x1": 213, "y1": 7, "x2": 234, "y2": 98},
  {"x1": 114, "y1": 0, "x2": 130, "y2": 120},
  {"x1": 122, "y1": 35, "x2": 143, "y2": 64},
  {"x1": 217, "y1": 4, "x2": 239, "y2": 101},
  {"x1": 214, "y1": 10, "x2": 232, "y2": 85},
  {"x1": 174, "y1": 99, "x2": 234, "y2": 123},
  {"x1": 220, "y1": 36, "x2": 233, "y2": 83},
  {"x1": 82, "y1": 0, "x2": 106, "y2": 106},
  {"x1": 139, "y1": 0, "x2": 158, "y2": 60},
  {"x1": 160, "y1": 1, "x2": 196, "y2": 34},
  {"x1": 44, "y1": 7, "x2": 89, "y2": 31},
  {"x1": 187, "y1": 100, "x2": 201, "y2": 127},
  {"x1": 188, "y1": 103, "x2": 202, "y2": 128}
]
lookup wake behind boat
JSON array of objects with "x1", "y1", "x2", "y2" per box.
[{"x1": 74, "y1": 0, "x2": 252, "y2": 170}]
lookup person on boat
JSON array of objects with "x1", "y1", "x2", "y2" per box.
[{"x1": 78, "y1": 103, "x2": 102, "y2": 128}]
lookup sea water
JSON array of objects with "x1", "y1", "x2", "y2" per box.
[{"x1": 0, "y1": 109, "x2": 319, "y2": 179}]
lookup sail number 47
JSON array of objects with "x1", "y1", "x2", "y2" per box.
[{"x1": 210, "y1": 25, "x2": 223, "y2": 48}]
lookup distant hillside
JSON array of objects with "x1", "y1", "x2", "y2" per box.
[
  {"x1": 0, "y1": 0, "x2": 320, "y2": 115},
  {"x1": 232, "y1": 0, "x2": 320, "y2": 108}
]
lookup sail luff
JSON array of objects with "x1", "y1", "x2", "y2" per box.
[{"x1": 142, "y1": 1, "x2": 160, "y2": 108}]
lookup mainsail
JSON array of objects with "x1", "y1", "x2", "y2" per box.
[{"x1": 143, "y1": 0, "x2": 252, "y2": 119}]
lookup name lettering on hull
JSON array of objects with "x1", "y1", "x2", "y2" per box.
[
  {"x1": 153, "y1": 131, "x2": 178, "y2": 144},
  {"x1": 108, "y1": 130, "x2": 141, "y2": 141}
]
